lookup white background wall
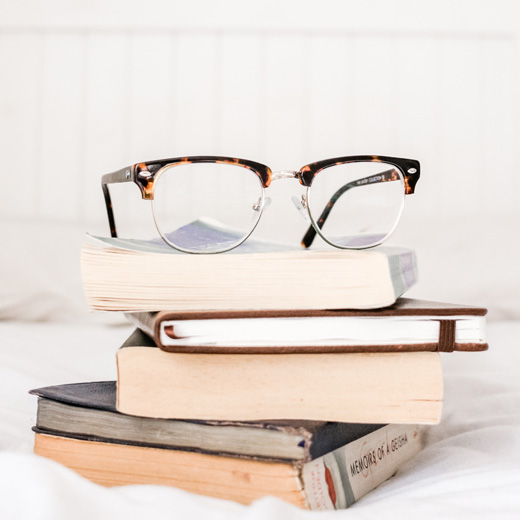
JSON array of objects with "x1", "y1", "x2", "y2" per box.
[{"x1": 1, "y1": 0, "x2": 519, "y2": 319}]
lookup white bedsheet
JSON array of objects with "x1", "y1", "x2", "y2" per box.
[{"x1": 1, "y1": 319, "x2": 519, "y2": 519}]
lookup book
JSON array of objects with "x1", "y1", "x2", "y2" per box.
[
  {"x1": 80, "y1": 224, "x2": 417, "y2": 313},
  {"x1": 33, "y1": 425, "x2": 421, "y2": 509},
  {"x1": 30, "y1": 381, "x2": 386, "y2": 462},
  {"x1": 126, "y1": 298, "x2": 488, "y2": 354},
  {"x1": 116, "y1": 330, "x2": 443, "y2": 423},
  {"x1": 31, "y1": 385, "x2": 422, "y2": 510}
]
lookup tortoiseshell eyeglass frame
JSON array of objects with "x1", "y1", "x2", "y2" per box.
[{"x1": 101, "y1": 155, "x2": 420, "y2": 252}]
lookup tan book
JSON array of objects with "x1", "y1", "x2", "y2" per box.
[
  {"x1": 81, "y1": 234, "x2": 417, "y2": 312},
  {"x1": 34, "y1": 422, "x2": 422, "y2": 510},
  {"x1": 116, "y1": 330, "x2": 443, "y2": 424}
]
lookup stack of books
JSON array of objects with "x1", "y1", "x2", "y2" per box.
[{"x1": 31, "y1": 231, "x2": 488, "y2": 510}]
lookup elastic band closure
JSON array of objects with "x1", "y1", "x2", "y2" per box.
[{"x1": 438, "y1": 320, "x2": 456, "y2": 352}]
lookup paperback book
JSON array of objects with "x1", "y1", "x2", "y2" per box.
[{"x1": 81, "y1": 220, "x2": 418, "y2": 312}]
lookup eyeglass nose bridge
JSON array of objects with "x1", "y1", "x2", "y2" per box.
[{"x1": 271, "y1": 170, "x2": 301, "y2": 182}]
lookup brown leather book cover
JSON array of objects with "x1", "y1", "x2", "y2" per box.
[{"x1": 125, "y1": 298, "x2": 488, "y2": 354}]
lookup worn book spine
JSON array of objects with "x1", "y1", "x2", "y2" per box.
[
  {"x1": 33, "y1": 423, "x2": 420, "y2": 509},
  {"x1": 302, "y1": 423, "x2": 422, "y2": 510}
]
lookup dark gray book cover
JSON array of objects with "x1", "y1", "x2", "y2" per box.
[{"x1": 30, "y1": 381, "x2": 383, "y2": 463}]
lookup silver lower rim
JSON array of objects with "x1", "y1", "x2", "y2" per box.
[{"x1": 304, "y1": 172, "x2": 406, "y2": 250}]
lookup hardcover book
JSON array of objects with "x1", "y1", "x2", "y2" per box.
[
  {"x1": 30, "y1": 383, "x2": 422, "y2": 510},
  {"x1": 30, "y1": 381, "x2": 385, "y2": 462},
  {"x1": 126, "y1": 298, "x2": 488, "y2": 354},
  {"x1": 115, "y1": 330, "x2": 443, "y2": 423}
]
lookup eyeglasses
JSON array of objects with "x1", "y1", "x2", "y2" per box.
[{"x1": 102, "y1": 155, "x2": 420, "y2": 254}]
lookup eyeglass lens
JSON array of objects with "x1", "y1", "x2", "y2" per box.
[
  {"x1": 307, "y1": 162, "x2": 405, "y2": 249},
  {"x1": 151, "y1": 162, "x2": 264, "y2": 253}
]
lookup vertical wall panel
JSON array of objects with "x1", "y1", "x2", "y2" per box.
[
  {"x1": 129, "y1": 32, "x2": 176, "y2": 159},
  {"x1": 263, "y1": 35, "x2": 309, "y2": 168},
  {"x1": 174, "y1": 33, "x2": 220, "y2": 154},
  {"x1": 219, "y1": 34, "x2": 263, "y2": 159},
  {"x1": 0, "y1": 33, "x2": 44, "y2": 219},
  {"x1": 512, "y1": 37, "x2": 520, "y2": 203},
  {"x1": 83, "y1": 32, "x2": 132, "y2": 231},
  {"x1": 437, "y1": 38, "x2": 483, "y2": 215},
  {"x1": 482, "y1": 39, "x2": 515, "y2": 215},
  {"x1": 39, "y1": 33, "x2": 86, "y2": 219},
  {"x1": 350, "y1": 36, "x2": 400, "y2": 152},
  {"x1": 396, "y1": 37, "x2": 439, "y2": 218},
  {"x1": 307, "y1": 35, "x2": 352, "y2": 159}
]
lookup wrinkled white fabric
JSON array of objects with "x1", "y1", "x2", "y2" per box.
[{"x1": 1, "y1": 320, "x2": 519, "y2": 519}]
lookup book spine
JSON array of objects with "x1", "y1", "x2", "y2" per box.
[
  {"x1": 124, "y1": 312, "x2": 156, "y2": 340},
  {"x1": 301, "y1": 423, "x2": 422, "y2": 510}
]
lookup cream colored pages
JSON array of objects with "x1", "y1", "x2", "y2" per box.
[
  {"x1": 82, "y1": 241, "x2": 399, "y2": 311},
  {"x1": 116, "y1": 350, "x2": 443, "y2": 423}
]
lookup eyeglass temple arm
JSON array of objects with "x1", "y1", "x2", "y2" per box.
[
  {"x1": 301, "y1": 168, "x2": 401, "y2": 248},
  {"x1": 101, "y1": 167, "x2": 133, "y2": 238}
]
